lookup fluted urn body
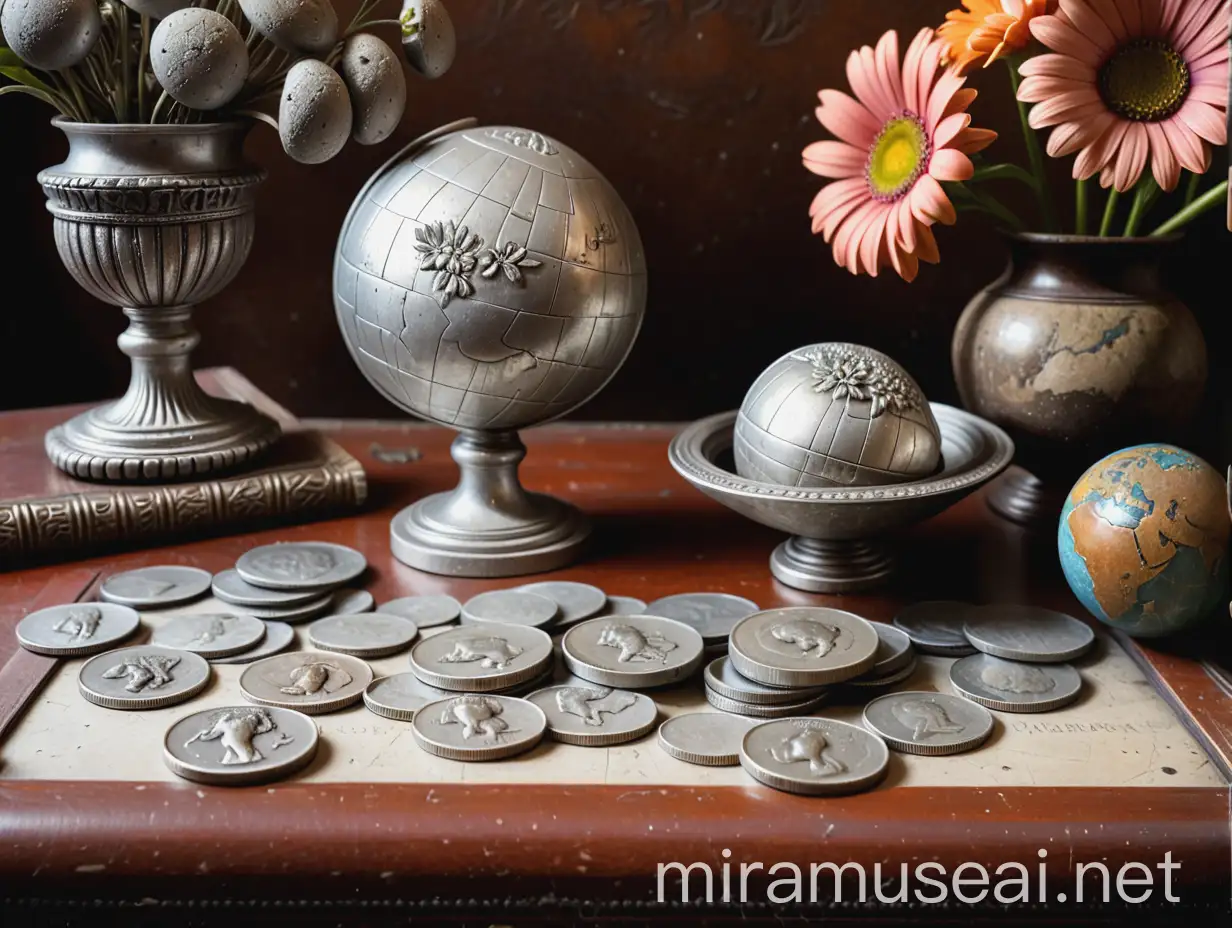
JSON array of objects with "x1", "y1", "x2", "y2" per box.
[{"x1": 39, "y1": 118, "x2": 280, "y2": 481}]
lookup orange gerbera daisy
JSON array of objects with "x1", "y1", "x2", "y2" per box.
[{"x1": 939, "y1": 0, "x2": 1056, "y2": 74}]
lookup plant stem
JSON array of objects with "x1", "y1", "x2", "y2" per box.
[
  {"x1": 1098, "y1": 188, "x2": 1120, "y2": 236},
  {"x1": 1151, "y1": 181, "x2": 1228, "y2": 236},
  {"x1": 949, "y1": 182, "x2": 1026, "y2": 232},
  {"x1": 138, "y1": 16, "x2": 150, "y2": 121},
  {"x1": 118, "y1": 5, "x2": 130, "y2": 122},
  {"x1": 1183, "y1": 171, "x2": 1201, "y2": 207},
  {"x1": 1075, "y1": 178, "x2": 1088, "y2": 235},
  {"x1": 150, "y1": 90, "x2": 171, "y2": 124},
  {"x1": 1122, "y1": 177, "x2": 1158, "y2": 237},
  {"x1": 1006, "y1": 56, "x2": 1057, "y2": 233},
  {"x1": 61, "y1": 69, "x2": 92, "y2": 121}
]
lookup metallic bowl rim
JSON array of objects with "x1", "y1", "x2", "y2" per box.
[{"x1": 667, "y1": 404, "x2": 1014, "y2": 505}]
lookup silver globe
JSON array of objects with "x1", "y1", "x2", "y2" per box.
[
  {"x1": 733, "y1": 343, "x2": 941, "y2": 489},
  {"x1": 334, "y1": 120, "x2": 647, "y2": 577}
]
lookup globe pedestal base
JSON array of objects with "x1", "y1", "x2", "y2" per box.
[
  {"x1": 390, "y1": 430, "x2": 591, "y2": 578},
  {"x1": 769, "y1": 536, "x2": 896, "y2": 594},
  {"x1": 987, "y1": 466, "x2": 1066, "y2": 528}
]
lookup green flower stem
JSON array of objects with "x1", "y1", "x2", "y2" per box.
[
  {"x1": 1075, "y1": 178, "x2": 1088, "y2": 235},
  {"x1": 1151, "y1": 181, "x2": 1229, "y2": 236},
  {"x1": 1006, "y1": 57, "x2": 1058, "y2": 233},
  {"x1": 1098, "y1": 188, "x2": 1120, "y2": 236},
  {"x1": 1183, "y1": 171, "x2": 1201, "y2": 207},
  {"x1": 1122, "y1": 177, "x2": 1159, "y2": 237}
]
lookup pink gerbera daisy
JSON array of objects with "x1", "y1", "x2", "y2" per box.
[
  {"x1": 804, "y1": 29, "x2": 997, "y2": 281},
  {"x1": 1019, "y1": 0, "x2": 1229, "y2": 192}
]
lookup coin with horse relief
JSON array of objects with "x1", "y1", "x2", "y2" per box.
[
  {"x1": 728, "y1": 607, "x2": 879, "y2": 687},
  {"x1": 527, "y1": 683, "x2": 657, "y2": 746},
  {"x1": 78, "y1": 645, "x2": 211, "y2": 710},
  {"x1": 739, "y1": 717, "x2": 889, "y2": 796},
  {"x1": 236, "y1": 542, "x2": 366, "y2": 591},
  {"x1": 561, "y1": 616, "x2": 704, "y2": 689},
  {"x1": 239, "y1": 650, "x2": 373, "y2": 714},
  {"x1": 862, "y1": 691, "x2": 994, "y2": 756},
  {"x1": 163, "y1": 705, "x2": 319, "y2": 786},
  {"x1": 16, "y1": 603, "x2": 141, "y2": 658},
  {"x1": 308, "y1": 613, "x2": 418, "y2": 658},
  {"x1": 412, "y1": 694, "x2": 546, "y2": 761},
  {"x1": 408, "y1": 623, "x2": 553, "y2": 692},
  {"x1": 100, "y1": 566, "x2": 212, "y2": 608}
]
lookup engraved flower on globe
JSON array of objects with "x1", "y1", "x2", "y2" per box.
[{"x1": 414, "y1": 220, "x2": 482, "y2": 305}]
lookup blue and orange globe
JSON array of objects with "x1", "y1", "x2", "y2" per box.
[{"x1": 1059, "y1": 445, "x2": 1229, "y2": 638}]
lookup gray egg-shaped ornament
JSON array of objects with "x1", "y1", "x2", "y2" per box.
[
  {"x1": 339, "y1": 33, "x2": 406, "y2": 146},
  {"x1": 1, "y1": 0, "x2": 101, "y2": 70},
  {"x1": 279, "y1": 58, "x2": 353, "y2": 164},
  {"x1": 733, "y1": 343, "x2": 942, "y2": 489},
  {"x1": 151, "y1": 9, "x2": 248, "y2": 110},
  {"x1": 120, "y1": 0, "x2": 191, "y2": 18},
  {"x1": 238, "y1": 0, "x2": 338, "y2": 55},
  {"x1": 400, "y1": 0, "x2": 455, "y2": 79}
]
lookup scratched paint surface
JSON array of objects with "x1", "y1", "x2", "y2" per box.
[{"x1": 0, "y1": 596, "x2": 1220, "y2": 787}]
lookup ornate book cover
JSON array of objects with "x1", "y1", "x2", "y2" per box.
[{"x1": 0, "y1": 369, "x2": 367, "y2": 562}]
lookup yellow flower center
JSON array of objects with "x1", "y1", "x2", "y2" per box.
[
  {"x1": 866, "y1": 115, "x2": 929, "y2": 201},
  {"x1": 1099, "y1": 38, "x2": 1190, "y2": 122}
]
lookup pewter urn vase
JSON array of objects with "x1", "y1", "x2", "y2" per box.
[
  {"x1": 334, "y1": 120, "x2": 647, "y2": 577},
  {"x1": 39, "y1": 118, "x2": 281, "y2": 481}
]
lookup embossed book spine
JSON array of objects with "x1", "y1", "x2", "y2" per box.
[{"x1": 0, "y1": 458, "x2": 367, "y2": 559}]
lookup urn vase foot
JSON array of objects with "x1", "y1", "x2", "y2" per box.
[
  {"x1": 390, "y1": 430, "x2": 590, "y2": 578},
  {"x1": 769, "y1": 537, "x2": 896, "y2": 594}
]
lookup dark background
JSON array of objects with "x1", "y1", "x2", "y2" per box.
[{"x1": 1, "y1": 0, "x2": 1227, "y2": 435}]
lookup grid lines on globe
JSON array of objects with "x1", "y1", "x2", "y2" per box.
[{"x1": 334, "y1": 127, "x2": 648, "y2": 430}]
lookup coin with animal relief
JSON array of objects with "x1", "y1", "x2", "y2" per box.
[
  {"x1": 308, "y1": 613, "x2": 418, "y2": 658},
  {"x1": 517, "y1": 581, "x2": 608, "y2": 626},
  {"x1": 100, "y1": 566, "x2": 212, "y2": 608},
  {"x1": 657, "y1": 712, "x2": 756, "y2": 766},
  {"x1": 379, "y1": 594, "x2": 461, "y2": 628},
  {"x1": 728, "y1": 607, "x2": 879, "y2": 687},
  {"x1": 527, "y1": 684, "x2": 657, "y2": 746},
  {"x1": 408, "y1": 623, "x2": 553, "y2": 692},
  {"x1": 150, "y1": 613, "x2": 266, "y2": 659},
  {"x1": 644, "y1": 592, "x2": 759, "y2": 643},
  {"x1": 211, "y1": 622, "x2": 296, "y2": 665},
  {"x1": 236, "y1": 542, "x2": 366, "y2": 591},
  {"x1": 461, "y1": 589, "x2": 560, "y2": 628},
  {"x1": 948, "y1": 653, "x2": 1082, "y2": 713},
  {"x1": 363, "y1": 673, "x2": 451, "y2": 721},
  {"x1": 862, "y1": 691, "x2": 994, "y2": 756},
  {"x1": 740, "y1": 717, "x2": 889, "y2": 796},
  {"x1": 239, "y1": 650, "x2": 373, "y2": 714},
  {"x1": 163, "y1": 705, "x2": 319, "y2": 786},
  {"x1": 212, "y1": 569, "x2": 322, "y2": 608},
  {"x1": 78, "y1": 645, "x2": 211, "y2": 710},
  {"x1": 412, "y1": 694, "x2": 546, "y2": 761},
  {"x1": 893, "y1": 601, "x2": 979, "y2": 655},
  {"x1": 561, "y1": 616, "x2": 705, "y2": 689},
  {"x1": 963, "y1": 605, "x2": 1095, "y2": 663},
  {"x1": 16, "y1": 603, "x2": 141, "y2": 657}
]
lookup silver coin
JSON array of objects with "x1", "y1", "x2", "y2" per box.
[
  {"x1": 163, "y1": 705, "x2": 318, "y2": 786},
  {"x1": 527, "y1": 684, "x2": 658, "y2": 746},
  {"x1": 239, "y1": 650, "x2": 373, "y2": 714},
  {"x1": 657, "y1": 712, "x2": 756, "y2": 766},
  {"x1": 740, "y1": 717, "x2": 889, "y2": 796},
  {"x1": 409, "y1": 623, "x2": 553, "y2": 692},
  {"x1": 99, "y1": 566, "x2": 212, "y2": 608},
  {"x1": 517, "y1": 581, "x2": 608, "y2": 626},
  {"x1": 150, "y1": 613, "x2": 266, "y2": 659},
  {"x1": 728, "y1": 607, "x2": 879, "y2": 687},
  {"x1": 78, "y1": 646, "x2": 211, "y2": 711},
  {"x1": 379, "y1": 595, "x2": 461, "y2": 628},
  {"x1": 599, "y1": 596, "x2": 648, "y2": 616},
  {"x1": 228, "y1": 593, "x2": 334, "y2": 625},
  {"x1": 644, "y1": 592, "x2": 760, "y2": 643},
  {"x1": 704, "y1": 686, "x2": 828, "y2": 719},
  {"x1": 862, "y1": 691, "x2": 995, "y2": 756},
  {"x1": 236, "y1": 542, "x2": 366, "y2": 591},
  {"x1": 363, "y1": 673, "x2": 450, "y2": 721},
  {"x1": 893, "y1": 601, "x2": 980, "y2": 655},
  {"x1": 963, "y1": 605, "x2": 1095, "y2": 663},
  {"x1": 561, "y1": 616, "x2": 705, "y2": 689},
  {"x1": 212, "y1": 622, "x2": 297, "y2": 665},
  {"x1": 412, "y1": 694, "x2": 546, "y2": 761},
  {"x1": 16, "y1": 603, "x2": 141, "y2": 657},
  {"x1": 703, "y1": 656, "x2": 827, "y2": 706},
  {"x1": 211, "y1": 569, "x2": 320, "y2": 608},
  {"x1": 461, "y1": 590, "x2": 560, "y2": 628},
  {"x1": 308, "y1": 613, "x2": 418, "y2": 658},
  {"x1": 869, "y1": 623, "x2": 914, "y2": 676},
  {"x1": 493, "y1": 666, "x2": 556, "y2": 697},
  {"x1": 843, "y1": 657, "x2": 919, "y2": 690},
  {"x1": 949, "y1": 654, "x2": 1082, "y2": 713}
]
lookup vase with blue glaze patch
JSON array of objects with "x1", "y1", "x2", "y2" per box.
[{"x1": 952, "y1": 233, "x2": 1207, "y2": 527}]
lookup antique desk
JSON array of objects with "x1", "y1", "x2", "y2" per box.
[{"x1": 2, "y1": 396, "x2": 1231, "y2": 925}]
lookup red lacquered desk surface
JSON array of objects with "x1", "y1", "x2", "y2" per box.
[{"x1": 1, "y1": 409, "x2": 1230, "y2": 922}]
